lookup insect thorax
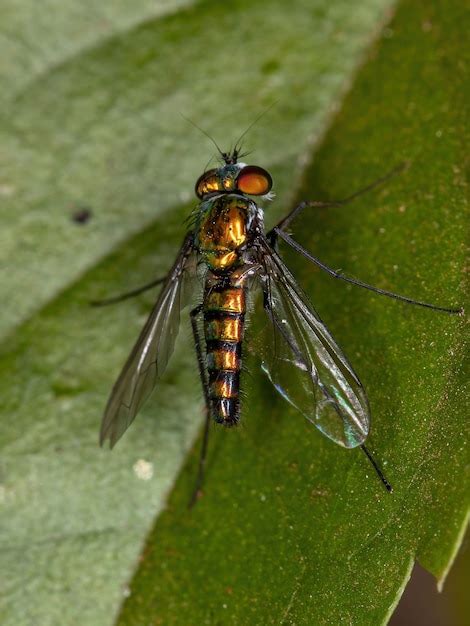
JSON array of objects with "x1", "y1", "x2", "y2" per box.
[{"x1": 195, "y1": 195, "x2": 259, "y2": 271}]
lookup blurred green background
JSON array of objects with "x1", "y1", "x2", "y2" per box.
[{"x1": 0, "y1": 0, "x2": 468, "y2": 625}]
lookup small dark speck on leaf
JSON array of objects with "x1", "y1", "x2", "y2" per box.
[{"x1": 72, "y1": 207, "x2": 93, "y2": 224}]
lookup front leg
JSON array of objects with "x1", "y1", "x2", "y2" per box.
[
  {"x1": 90, "y1": 276, "x2": 166, "y2": 306},
  {"x1": 267, "y1": 164, "x2": 405, "y2": 245}
]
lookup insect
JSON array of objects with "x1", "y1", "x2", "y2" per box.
[{"x1": 96, "y1": 137, "x2": 462, "y2": 504}]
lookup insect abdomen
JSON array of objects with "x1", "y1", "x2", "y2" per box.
[{"x1": 204, "y1": 285, "x2": 245, "y2": 425}]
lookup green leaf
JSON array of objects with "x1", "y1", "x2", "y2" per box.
[
  {"x1": 116, "y1": 1, "x2": 469, "y2": 625},
  {"x1": 0, "y1": 1, "x2": 397, "y2": 625}
]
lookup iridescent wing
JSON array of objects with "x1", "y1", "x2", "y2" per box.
[
  {"x1": 100, "y1": 234, "x2": 196, "y2": 448},
  {"x1": 258, "y1": 238, "x2": 370, "y2": 448}
]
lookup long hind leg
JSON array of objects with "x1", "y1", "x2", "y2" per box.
[{"x1": 189, "y1": 304, "x2": 212, "y2": 508}]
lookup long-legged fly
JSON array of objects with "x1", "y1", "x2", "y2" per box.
[{"x1": 95, "y1": 138, "x2": 462, "y2": 505}]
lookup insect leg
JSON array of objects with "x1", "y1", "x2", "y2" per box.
[
  {"x1": 267, "y1": 164, "x2": 405, "y2": 244},
  {"x1": 274, "y1": 229, "x2": 463, "y2": 315},
  {"x1": 361, "y1": 445, "x2": 393, "y2": 492},
  {"x1": 189, "y1": 304, "x2": 212, "y2": 508},
  {"x1": 90, "y1": 277, "x2": 166, "y2": 306}
]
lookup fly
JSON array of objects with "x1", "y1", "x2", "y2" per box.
[{"x1": 95, "y1": 140, "x2": 462, "y2": 505}]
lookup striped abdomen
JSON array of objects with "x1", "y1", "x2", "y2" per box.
[{"x1": 204, "y1": 278, "x2": 246, "y2": 425}]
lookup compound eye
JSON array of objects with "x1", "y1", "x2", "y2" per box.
[
  {"x1": 236, "y1": 166, "x2": 272, "y2": 195},
  {"x1": 195, "y1": 169, "x2": 220, "y2": 198}
]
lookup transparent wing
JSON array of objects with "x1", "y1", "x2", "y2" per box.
[
  {"x1": 100, "y1": 234, "x2": 195, "y2": 448},
  {"x1": 259, "y1": 239, "x2": 369, "y2": 448}
]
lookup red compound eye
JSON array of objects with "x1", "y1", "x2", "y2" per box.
[{"x1": 237, "y1": 166, "x2": 272, "y2": 196}]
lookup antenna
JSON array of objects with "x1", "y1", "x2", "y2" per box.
[
  {"x1": 233, "y1": 100, "x2": 278, "y2": 155},
  {"x1": 181, "y1": 114, "x2": 225, "y2": 160},
  {"x1": 182, "y1": 101, "x2": 278, "y2": 164},
  {"x1": 361, "y1": 444, "x2": 393, "y2": 492}
]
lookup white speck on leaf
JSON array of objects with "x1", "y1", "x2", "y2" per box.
[
  {"x1": 0, "y1": 184, "x2": 15, "y2": 197},
  {"x1": 133, "y1": 459, "x2": 154, "y2": 480}
]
